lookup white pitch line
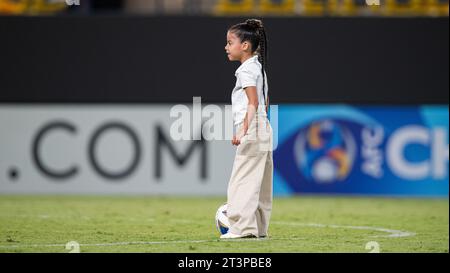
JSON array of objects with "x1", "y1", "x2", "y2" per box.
[
  {"x1": 0, "y1": 222, "x2": 415, "y2": 249},
  {"x1": 0, "y1": 237, "x2": 302, "y2": 249},
  {"x1": 0, "y1": 239, "x2": 211, "y2": 249},
  {"x1": 273, "y1": 221, "x2": 416, "y2": 238}
]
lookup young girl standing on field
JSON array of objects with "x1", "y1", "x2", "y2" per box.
[{"x1": 221, "y1": 19, "x2": 273, "y2": 239}]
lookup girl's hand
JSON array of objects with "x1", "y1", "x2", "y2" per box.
[
  {"x1": 232, "y1": 135, "x2": 240, "y2": 146},
  {"x1": 232, "y1": 134, "x2": 244, "y2": 146},
  {"x1": 232, "y1": 127, "x2": 247, "y2": 146}
]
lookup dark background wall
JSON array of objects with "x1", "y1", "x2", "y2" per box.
[{"x1": 0, "y1": 16, "x2": 448, "y2": 104}]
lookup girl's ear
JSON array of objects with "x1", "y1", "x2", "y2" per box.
[{"x1": 241, "y1": 41, "x2": 250, "y2": 52}]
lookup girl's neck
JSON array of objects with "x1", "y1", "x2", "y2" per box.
[{"x1": 240, "y1": 54, "x2": 255, "y2": 64}]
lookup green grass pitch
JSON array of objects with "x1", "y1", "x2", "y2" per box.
[{"x1": 0, "y1": 195, "x2": 448, "y2": 253}]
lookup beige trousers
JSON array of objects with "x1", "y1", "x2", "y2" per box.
[{"x1": 227, "y1": 114, "x2": 273, "y2": 237}]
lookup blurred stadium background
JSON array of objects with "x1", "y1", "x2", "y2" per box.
[
  {"x1": 0, "y1": 0, "x2": 448, "y2": 253},
  {"x1": 0, "y1": 0, "x2": 448, "y2": 16}
]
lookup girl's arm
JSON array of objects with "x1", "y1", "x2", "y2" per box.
[{"x1": 232, "y1": 86, "x2": 259, "y2": 145}]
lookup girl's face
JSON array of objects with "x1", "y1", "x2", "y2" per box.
[{"x1": 225, "y1": 31, "x2": 250, "y2": 61}]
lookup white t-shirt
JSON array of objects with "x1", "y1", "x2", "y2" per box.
[{"x1": 231, "y1": 55, "x2": 268, "y2": 126}]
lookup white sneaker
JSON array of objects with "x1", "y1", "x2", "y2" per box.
[{"x1": 220, "y1": 232, "x2": 257, "y2": 239}]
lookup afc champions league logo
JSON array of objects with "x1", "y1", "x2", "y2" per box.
[{"x1": 294, "y1": 120, "x2": 357, "y2": 184}]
